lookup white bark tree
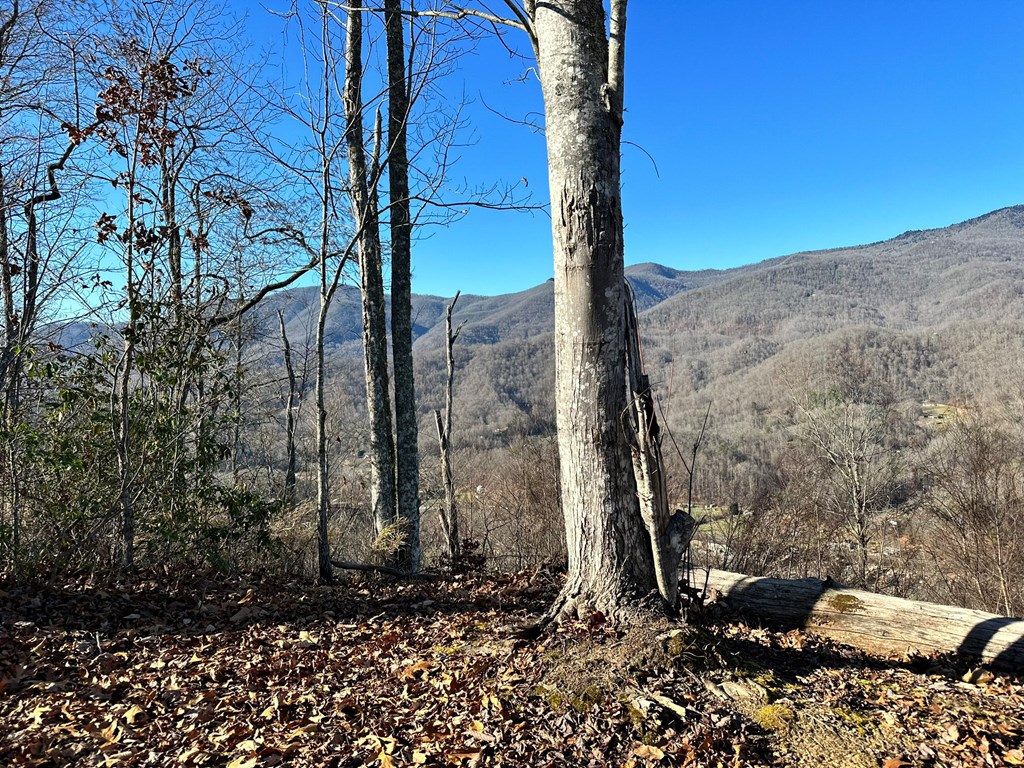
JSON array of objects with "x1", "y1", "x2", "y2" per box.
[
  {"x1": 410, "y1": 0, "x2": 679, "y2": 621},
  {"x1": 395, "y1": 0, "x2": 675, "y2": 618},
  {"x1": 532, "y1": 0, "x2": 668, "y2": 622},
  {"x1": 344, "y1": 6, "x2": 400, "y2": 564}
]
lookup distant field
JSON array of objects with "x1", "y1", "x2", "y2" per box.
[{"x1": 920, "y1": 401, "x2": 966, "y2": 429}]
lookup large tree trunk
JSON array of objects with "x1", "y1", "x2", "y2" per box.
[
  {"x1": 704, "y1": 569, "x2": 1024, "y2": 673},
  {"x1": 534, "y1": 0, "x2": 659, "y2": 623},
  {"x1": 384, "y1": 0, "x2": 420, "y2": 573}
]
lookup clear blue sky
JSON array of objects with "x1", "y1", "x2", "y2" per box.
[{"x1": 251, "y1": 2, "x2": 1024, "y2": 297}]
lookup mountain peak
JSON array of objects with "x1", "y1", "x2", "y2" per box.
[{"x1": 949, "y1": 204, "x2": 1024, "y2": 233}]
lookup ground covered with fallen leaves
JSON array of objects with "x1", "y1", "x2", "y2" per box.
[{"x1": 1, "y1": 571, "x2": 1021, "y2": 767}]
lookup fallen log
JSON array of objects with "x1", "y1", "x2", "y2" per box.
[
  {"x1": 330, "y1": 560, "x2": 437, "y2": 580},
  {"x1": 701, "y1": 569, "x2": 1024, "y2": 673}
]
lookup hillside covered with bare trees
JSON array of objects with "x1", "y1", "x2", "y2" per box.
[{"x1": 191, "y1": 206, "x2": 1024, "y2": 616}]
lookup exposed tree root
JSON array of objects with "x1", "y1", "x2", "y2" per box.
[{"x1": 528, "y1": 580, "x2": 674, "y2": 636}]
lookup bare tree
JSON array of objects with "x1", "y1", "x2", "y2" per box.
[
  {"x1": 924, "y1": 407, "x2": 1024, "y2": 616},
  {"x1": 532, "y1": 0, "x2": 677, "y2": 623},
  {"x1": 434, "y1": 290, "x2": 463, "y2": 562},
  {"x1": 254, "y1": 0, "x2": 459, "y2": 579},
  {"x1": 795, "y1": 394, "x2": 902, "y2": 589},
  {"x1": 343, "y1": 5, "x2": 400, "y2": 566},
  {"x1": 384, "y1": 0, "x2": 421, "y2": 572},
  {"x1": 260, "y1": 0, "x2": 360, "y2": 583},
  {"x1": 0, "y1": 0, "x2": 92, "y2": 565}
]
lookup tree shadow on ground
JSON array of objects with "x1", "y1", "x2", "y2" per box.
[{"x1": 0, "y1": 571, "x2": 551, "y2": 638}]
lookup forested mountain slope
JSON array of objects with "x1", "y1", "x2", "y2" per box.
[
  {"x1": 243, "y1": 206, "x2": 1024, "y2": 457},
  {"x1": 643, "y1": 206, "x2": 1024, "y2": 424},
  {"x1": 245, "y1": 261, "x2": 706, "y2": 355}
]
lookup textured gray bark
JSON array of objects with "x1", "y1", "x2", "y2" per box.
[
  {"x1": 315, "y1": 3, "x2": 340, "y2": 585},
  {"x1": 435, "y1": 292, "x2": 462, "y2": 562},
  {"x1": 624, "y1": 291, "x2": 691, "y2": 606},
  {"x1": 345, "y1": 7, "x2": 398, "y2": 551},
  {"x1": 533, "y1": 0, "x2": 662, "y2": 622},
  {"x1": 385, "y1": 0, "x2": 420, "y2": 572}
]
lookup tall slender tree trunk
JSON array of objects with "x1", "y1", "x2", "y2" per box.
[
  {"x1": 384, "y1": 0, "x2": 420, "y2": 573},
  {"x1": 158, "y1": 144, "x2": 191, "y2": 517},
  {"x1": 0, "y1": 167, "x2": 18, "y2": 563},
  {"x1": 278, "y1": 310, "x2": 298, "y2": 506},
  {"x1": 315, "y1": 270, "x2": 332, "y2": 582},
  {"x1": 113, "y1": 147, "x2": 143, "y2": 570},
  {"x1": 533, "y1": 0, "x2": 661, "y2": 622},
  {"x1": 345, "y1": 7, "x2": 397, "y2": 555},
  {"x1": 115, "y1": 258, "x2": 137, "y2": 571},
  {"x1": 435, "y1": 292, "x2": 462, "y2": 562},
  {"x1": 314, "y1": 2, "x2": 337, "y2": 585}
]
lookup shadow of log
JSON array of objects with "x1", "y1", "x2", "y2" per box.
[{"x1": 958, "y1": 617, "x2": 1024, "y2": 672}]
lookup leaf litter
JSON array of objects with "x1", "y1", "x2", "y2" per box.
[{"x1": 0, "y1": 571, "x2": 1020, "y2": 767}]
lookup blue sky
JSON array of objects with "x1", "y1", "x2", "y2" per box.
[{"x1": 252, "y1": 2, "x2": 1024, "y2": 297}]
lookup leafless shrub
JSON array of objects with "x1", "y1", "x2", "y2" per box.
[
  {"x1": 919, "y1": 406, "x2": 1024, "y2": 616},
  {"x1": 456, "y1": 437, "x2": 564, "y2": 571}
]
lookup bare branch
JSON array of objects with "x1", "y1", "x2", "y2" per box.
[
  {"x1": 22, "y1": 121, "x2": 99, "y2": 214},
  {"x1": 409, "y1": 191, "x2": 542, "y2": 213},
  {"x1": 501, "y1": 0, "x2": 537, "y2": 53},
  {"x1": 623, "y1": 140, "x2": 659, "y2": 177},
  {"x1": 207, "y1": 259, "x2": 317, "y2": 328},
  {"x1": 479, "y1": 91, "x2": 543, "y2": 134},
  {"x1": 331, "y1": 3, "x2": 529, "y2": 33}
]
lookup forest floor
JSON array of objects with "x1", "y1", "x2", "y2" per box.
[{"x1": 1, "y1": 570, "x2": 1021, "y2": 768}]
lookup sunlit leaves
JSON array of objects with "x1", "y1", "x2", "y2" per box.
[{"x1": 1, "y1": 574, "x2": 1020, "y2": 766}]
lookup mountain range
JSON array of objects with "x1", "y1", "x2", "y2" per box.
[{"x1": 241, "y1": 205, "x2": 1024, "y2": 455}]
